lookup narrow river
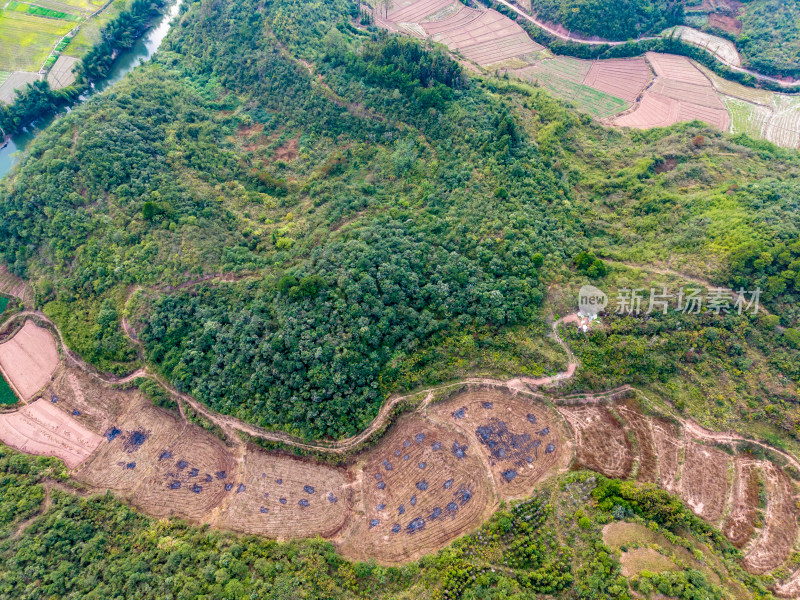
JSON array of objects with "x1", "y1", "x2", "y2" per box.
[{"x1": 0, "y1": 0, "x2": 182, "y2": 180}]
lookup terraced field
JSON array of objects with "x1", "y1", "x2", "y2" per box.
[
  {"x1": 378, "y1": 0, "x2": 543, "y2": 67},
  {"x1": 664, "y1": 25, "x2": 741, "y2": 67},
  {"x1": 722, "y1": 95, "x2": 772, "y2": 138},
  {"x1": 516, "y1": 57, "x2": 631, "y2": 119},
  {"x1": 615, "y1": 53, "x2": 730, "y2": 131},
  {"x1": 2, "y1": 315, "x2": 800, "y2": 587}
]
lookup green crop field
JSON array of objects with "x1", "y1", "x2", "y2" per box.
[
  {"x1": 0, "y1": 10, "x2": 74, "y2": 71},
  {"x1": 720, "y1": 95, "x2": 770, "y2": 139},
  {"x1": 0, "y1": 71, "x2": 10, "y2": 85},
  {"x1": 0, "y1": 372, "x2": 17, "y2": 405},
  {"x1": 6, "y1": 1, "x2": 80, "y2": 20},
  {"x1": 520, "y1": 57, "x2": 629, "y2": 119}
]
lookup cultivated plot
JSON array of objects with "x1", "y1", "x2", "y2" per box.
[
  {"x1": 582, "y1": 57, "x2": 652, "y2": 102},
  {"x1": 0, "y1": 71, "x2": 40, "y2": 104},
  {"x1": 46, "y1": 54, "x2": 78, "y2": 89},
  {"x1": 215, "y1": 448, "x2": 351, "y2": 539},
  {"x1": 664, "y1": 25, "x2": 741, "y2": 67},
  {"x1": 517, "y1": 58, "x2": 630, "y2": 119},
  {"x1": 0, "y1": 320, "x2": 59, "y2": 400},
  {"x1": 722, "y1": 458, "x2": 760, "y2": 547},
  {"x1": 679, "y1": 441, "x2": 730, "y2": 524},
  {"x1": 615, "y1": 53, "x2": 730, "y2": 131},
  {"x1": 0, "y1": 398, "x2": 102, "y2": 468},
  {"x1": 339, "y1": 415, "x2": 493, "y2": 564},
  {"x1": 0, "y1": 11, "x2": 74, "y2": 72},
  {"x1": 432, "y1": 387, "x2": 569, "y2": 498},
  {"x1": 557, "y1": 405, "x2": 633, "y2": 478}
]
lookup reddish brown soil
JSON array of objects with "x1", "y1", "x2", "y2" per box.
[
  {"x1": 337, "y1": 415, "x2": 493, "y2": 564},
  {"x1": 618, "y1": 405, "x2": 658, "y2": 484},
  {"x1": 214, "y1": 446, "x2": 351, "y2": 539},
  {"x1": 557, "y1": 405, "x2": 633, "y2": 478},
  {"x1": 722, "y1": 458, "x2": 760, "y2": 547},
  {"x1": 744, "y1": 463, "x2": 799, "y2": 574},
  {"x1": 708, "y1": 13, "x2": 742, "y2": 35},
  {"x1": 680, "y1": 441, "x2": 730, "y2": 524}
]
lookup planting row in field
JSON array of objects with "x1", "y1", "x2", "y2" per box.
[{"x1": 379, "y1": 0, "x2": 543, "y2": 66}]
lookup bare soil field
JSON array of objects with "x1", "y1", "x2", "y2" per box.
[
  {"x1": 215, "y1": 446, "x2": 351, "y2": 540},
  {"x1": 707, "y1": 13, "x2": 741, "y2": 35},
  {"x1": 46, "y1": 55, "x2": 78, "y2": 90},
  {"x1": 582, "y1": 57, "x2": 653, "y2": 102},
  {"x1": 646, "y1": 51, "x2": 713, "y2": 85},
  {"x1": 617, "y1": 404, "x2": 658, "y2": 483},
  {"x1": 339, "y1": 415, "x2": 493, "y2": 563},
  {"x1": 378, "y1": 0, "x2": 543, "y2": 66},
  {"x1": 722, "y1": 458, "x2": 760, "y2": 547},
  {"x1": 557, "y1": 405, "x2": 633, "y2": 478},
  {"x1": 0, "y1": 398, "x2": 102, "y2": 468},
  {"x1": 665, "y1": 26, "x2": 741, "y2": 67},
  {"x1": 427, "y1": 9, "x2": 542, "y2": 65},
  {"x1": 430, "y1": 387, "x2": 570, "y2": 498},
  {"x1": 650, "y1": 418, "x2": 682, "y2": 494},
  {"x1": 615, "y1": 53, "x2": 730, "y2": 131},
  {"x1": 44, "y1": 366, "x2": 134, "y2": 435},
  {"x1": 679, "y1": 441, "x2": 730, "y2": 524},
  {"x1": 0, "y1": 320, "x2": 60, "y2": 400},
  {"x1": 743, "y1": 462, "x2": 799, "y2": 574}
]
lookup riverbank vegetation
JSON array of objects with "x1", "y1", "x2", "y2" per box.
[{"x1": 0, "y1": 0, "x2": 167, "y2": 135}]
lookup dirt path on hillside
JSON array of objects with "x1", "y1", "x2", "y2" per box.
[{"x1": 3, "y1": 292, "x2": 796, "y2": 469}]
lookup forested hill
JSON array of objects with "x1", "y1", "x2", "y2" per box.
[
  {"x1": 0, "y1": 0, "x2": 798, "y2": 442},
  {"x1": 528, "y1": 0, "x2": 683, "y2": 40}
]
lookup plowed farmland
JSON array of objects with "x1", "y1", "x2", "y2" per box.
[
  {"x1": 722, "y1": 458, "x2": 760, "y2": 547},
  {"x1": 430, "y1": 387, "x2": 570, "y2": 498},
  {"x1": 679, "y1": 441, "x2": 730, "y2": 524},
  {"x1": 0, "y1": 398, "x2": 102, "y2": 467},
  {"x1": 379, "y1": 0, "x2": 543, "y2": 66},
  {"x1": 0, "y1": 320, "x2": 59, "y2": 400},
  {"x1": 557, "y1": 405, "x2": 633, "y2": 478},
  {"x1": 665, "y1": 25, "x2": 741, "y2": 67},
  {"x1": 615, "y1": 53, "x2": 730, "y2": 131},
  {"x1": 582, "y1": 57, "x2": 652, "y2": 102},
  {"x1": 516, "y1": 57, "x2": 631, "y2": 119},
  {"x1": 1, "y1": 322, "x2": 799, "y2": 574}
]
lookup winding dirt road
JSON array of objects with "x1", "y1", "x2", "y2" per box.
[{"x1": 4, "y1": 305, "x2": 800, "y2": 474}]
